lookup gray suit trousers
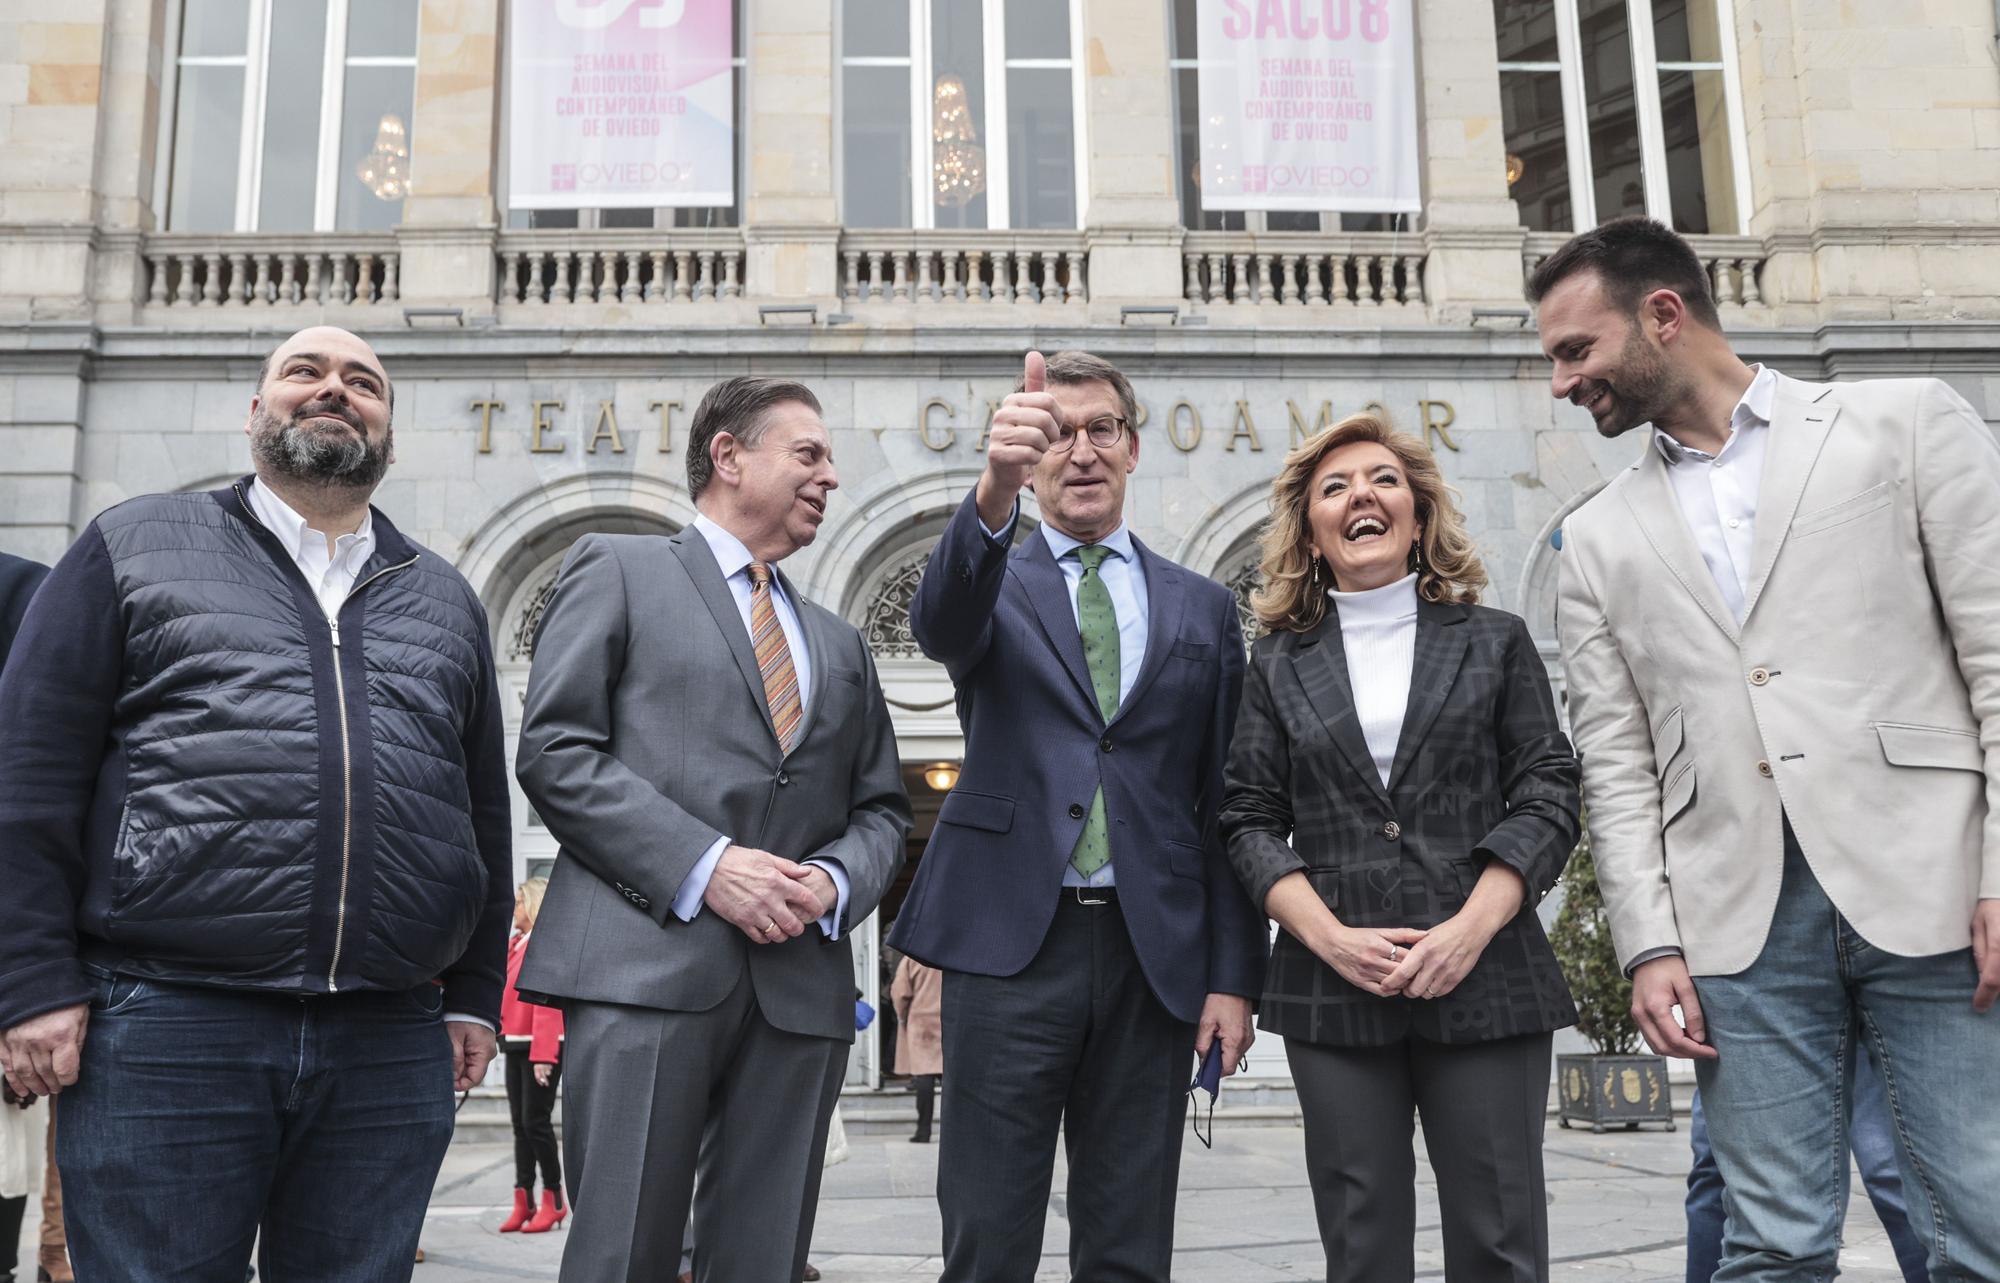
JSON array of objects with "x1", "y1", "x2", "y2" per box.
[
  {"x1": 1288, "y1": 1031, "x2": 1554, "y2": 1283},
  {"x1": 557, "y1": 976, "x2": 847, "y2": 1283}
]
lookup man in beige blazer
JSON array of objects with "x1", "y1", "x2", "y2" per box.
[{"x1": 1539, "y1": 218, "x2": 1999, "y2": 1282}]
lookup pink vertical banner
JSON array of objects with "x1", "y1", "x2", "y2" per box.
[
  {"x1": 1197, "y1": 0, "x2": 1420, "y2": 213},
  {"x1": 508, "y1": 0, "x2": 734, "y2": 209}
]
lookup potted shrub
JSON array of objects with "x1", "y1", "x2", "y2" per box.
[{"x1": 1547, "y1": 819, "x2": 1675, "y2": 1131}]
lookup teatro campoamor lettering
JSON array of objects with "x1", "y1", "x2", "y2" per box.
[{"x1": 466, "y1": 395, "x2": 1458, "y2": 455}]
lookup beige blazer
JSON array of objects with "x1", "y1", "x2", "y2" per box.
[{"x1": 1558, "y1": 374, "x2": 2000, "y2": 976}]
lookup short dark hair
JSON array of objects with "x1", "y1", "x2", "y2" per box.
[
  {"x1": 1016, "y1": 350, "x2": 1140, "y2": 430},
  {"x1": 1525, "y1": 216, "x2": 1720, "y2": 329},
  {"x1": 685, "y1": 376, "x2": 824, "y2": 499},
  {"x1": 256, "y1": 351, "x2": 396, "y2": 415}
]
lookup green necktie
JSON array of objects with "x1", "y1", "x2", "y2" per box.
[{"x1": 1069, "y1": 544, "x2": 1119, "y2": 878}]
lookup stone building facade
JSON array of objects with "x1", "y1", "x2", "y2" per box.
[{"x1": 3, "y1": 0, "x2": 1997, "y2": 1084}]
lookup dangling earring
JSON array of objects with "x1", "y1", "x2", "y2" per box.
[
  {"x1": 1310, "y1": 555, "x2": 1321, "y2": 588},
  {"x1": 1408, "y1": 540, "x2": 1424, "y2": 574}
]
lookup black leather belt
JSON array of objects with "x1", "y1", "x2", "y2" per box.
[{"x1": 1068, "y1": 885, "x2": 1118, "y2": 907}]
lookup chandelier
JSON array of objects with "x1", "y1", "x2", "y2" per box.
[
  {"x1": 932, "y1": 74, "x2": 986, "y2": 208},
  {"x1": 356, "y1": 113, "x2": 411, "y2": 201}
]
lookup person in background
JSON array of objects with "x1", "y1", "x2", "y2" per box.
[
  {"x1": 889, "y1": 955, "x2": 942, "y2": 1144},
  {"x1": 0, "y1": 552, "x2": 65, "y2": 1283},
  {"x1": 1220, "y1": 415, "x2": 1581, "y2": 1283},
  {"x1": 0, "y1": 328, "x2": 513, "y2": 1283},
  {"x1": 499, "y1": 877, "x2": 566, "y2": 1235}
]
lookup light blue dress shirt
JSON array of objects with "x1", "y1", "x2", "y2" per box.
[
  {"x1": 984, "y1": 505, "x2": 1150, "y2": 887},
  {"x1": 669, "y1": 515, "x2": 849, "y2": 937}
]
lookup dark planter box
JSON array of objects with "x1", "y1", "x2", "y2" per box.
[{"x1": 1556, "y1": 1053, "x2": 1675, "y2": 1132}]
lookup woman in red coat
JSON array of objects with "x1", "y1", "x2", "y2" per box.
[{"x1": 499, "y1": 877, "x2": 566, "y2": 1234}]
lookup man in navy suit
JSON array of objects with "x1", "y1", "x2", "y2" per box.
[{"x1": 889, "y1": 350, "x2": 1265, "y2": 1283}]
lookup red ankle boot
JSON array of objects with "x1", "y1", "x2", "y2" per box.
[
  {"x1": 522, "y1": 1188, "x2": 567, "y2": 1233},
  {"x1": 498, "y1": 1188, "x2": 533, "y2": 1233}
]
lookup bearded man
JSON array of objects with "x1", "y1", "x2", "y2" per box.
[{"x1": 0, "y1": 326, "x2": 513, "y2": 1283}]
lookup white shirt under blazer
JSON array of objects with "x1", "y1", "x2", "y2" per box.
[{"x1": 1557, "y1": 372, "x2": 2000, "y2": 977}]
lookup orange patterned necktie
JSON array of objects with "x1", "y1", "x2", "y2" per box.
[{"x1": 747, "y1": 561, "x2": 804, "y2": 753}]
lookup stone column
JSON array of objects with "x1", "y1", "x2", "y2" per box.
[
  {"x1": 1412, "y1": 0, "x2": 1528, "y2": 321},
  {"x1": 0, "y1": 6, "x2": 112, "y2": 324},
  {"x1": 743, "y1": 0, "x2": 839, "y2": 299},
  {"x1": 1080, "y1": 0, "x2": 1184, "y2": 305},
  {"x1": 0, "y1": 340, "x2": 90, "y2": 560},
  {"x1": 397, "y1": 0, "x2": 504, "y2": 311}
]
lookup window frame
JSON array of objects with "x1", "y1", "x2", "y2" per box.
[
  {"x1": 836, "y1": 0, "x2": 1091, "y2": 231},
  {"x1": 153, "y1": 0, "x2": 420, "y2": 232},
  {"x1": 1496, "y1": 0, "x2": 1753, "y2": 233}
]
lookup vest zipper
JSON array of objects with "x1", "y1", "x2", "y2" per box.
[{"x1": 323, "y1": 555, "x2": 419, "y2": 994}]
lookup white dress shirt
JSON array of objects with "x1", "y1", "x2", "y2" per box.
[
  {"x1": 1625, "y1": 365, "x2": 1777, "y2": 974},
  {"x1": 1330, "y1": 574, "x2": 1419, "y2": 788},
  {"x1": 669, "y1": 515, "x2": 849, "y2": 938},
  {"x1": 1653, "y1": 364, "x2": 1776, "y2": 625},
  {"x1": 248, "y1": 479, "x2": 495, "y2": 1030},
  {"x1": 244, "y1": 478, "x2": 375, "y2": 620},
  {"x1": 984, "y1": 504, "x2": 1150, "y2": 888}
]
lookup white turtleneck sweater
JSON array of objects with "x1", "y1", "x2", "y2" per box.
[{"x1": 1330, "y1": 573, "x2": 1420, "y2": 788}]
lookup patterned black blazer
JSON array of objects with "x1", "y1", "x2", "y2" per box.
[{"x1": 1220, "y1": 597, "x2": 1580, "y2": 1047}]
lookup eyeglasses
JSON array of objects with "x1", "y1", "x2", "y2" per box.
[{"x1": 1051, "y1": 416, "x2": 1129, "y2": 452}]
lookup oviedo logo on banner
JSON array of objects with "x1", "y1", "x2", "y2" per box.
[
  {"x1": 1197, "y1": 0, "x2": 1420, "y2": 215},
  {"x1": 508, "y1": 0, "x2": 735, "y2": 210}
]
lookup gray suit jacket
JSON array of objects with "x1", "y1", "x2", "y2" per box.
[{"x1": 514, "y1": 529, "x2": 910, "y2": 1041}]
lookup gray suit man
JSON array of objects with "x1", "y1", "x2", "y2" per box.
[{"x1": 515, "y1": 376, "x2": 911, "y2": 1283}]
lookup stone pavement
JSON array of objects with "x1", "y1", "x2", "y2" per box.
[{"x1": 395, "y1": 1119, "x2": 1914, "y2": 1283}]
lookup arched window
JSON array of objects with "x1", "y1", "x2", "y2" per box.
[{"x1": 860, "y1": 545, "x2": 933, "y2": 660}]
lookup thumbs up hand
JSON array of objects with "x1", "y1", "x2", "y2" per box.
[{"x1": 976, "y1": 351, "x2": 1063, "y2": 530}]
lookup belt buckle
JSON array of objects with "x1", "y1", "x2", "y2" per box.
[{"x1": 1073, "y1": 885, "x2": 1110, "y2": 907}]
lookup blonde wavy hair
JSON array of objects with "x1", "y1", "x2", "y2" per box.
[
  {"x1": 1249, "y1": 413, "x2": 1487, "y2": 633},
  {"x1": 517, "y1": 876, "x2": 549, "y2": 930}
]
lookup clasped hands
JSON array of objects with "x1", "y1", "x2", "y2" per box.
[
  {"x1": 1317, "y1": 912, "x2": 1498, "y2": 1002},
  {"x1": 702, "y1": 843, "x2": 837, "y2": 945}
]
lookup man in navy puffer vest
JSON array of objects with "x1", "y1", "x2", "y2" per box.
[{"x1": 0, "y1": 326, "x2": 513, "y2": 1283}]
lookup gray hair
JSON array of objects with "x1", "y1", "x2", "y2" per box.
[
  {"x1": 685, "y1": 376, "x2": 825, "y2": 499},
  {"x1": 1015, "y1": 350, "x2": 1139, "y2": 430}
]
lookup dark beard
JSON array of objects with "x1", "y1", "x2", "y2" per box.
[
  {"x1": 1588, "y1": 327, "x2": 1678, "y2": 438},
  {"x1": 249, "y1": 402, "x2": 392, "y2": 489}
]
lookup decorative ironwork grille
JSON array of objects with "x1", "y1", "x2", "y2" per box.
[
  {"x1": 1224, "y1": 557, "x2": 1263, "y2": 649},
  {"x1": 863, "y1": 548, "x2": 932, "y2": 658},
  {"x1": 509, "y1": 572, "x2": 561, "y2": 662}
]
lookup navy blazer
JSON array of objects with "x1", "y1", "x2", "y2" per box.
[{"x1": 886, "y1": 492, "x2": 1266, "y2": 1023}]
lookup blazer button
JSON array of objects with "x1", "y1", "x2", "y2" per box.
[
  {"x1": 957, "y1": 563, "x2": 973, "y2": 585},
  {"x1": 777, "y1": 770, "x2": 791, "y2": 786},
  {"x1": 1099, "y1": 736, "x2": 1114, "y2": 753},
  {"x1": 1757, "y1": 760, "x2": 1773, "y2": 777},
  {"x1": 1069, "y1": 803, "x2": 1086, "y2": 819},
  {"x1": 1749, "y1": 667, "x2": 1771, "y2": 686},
  {"x1": 1382, "y1": 820, "x2": 1402, "y2": 841}
]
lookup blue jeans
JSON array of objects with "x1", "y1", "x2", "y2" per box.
[
  {"x1": 1687, "y1": 1053, "x2": 1930, "y2": 1282},
  {"x1": 56, "y1": 969, "x2": 456, "y2": 1283},
  {"x1": 1692, "y1": 833, "x2": 2000, "y2": 1282}
]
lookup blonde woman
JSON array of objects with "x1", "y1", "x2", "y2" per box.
[
  {"x1": 1219, "y1": 415, "x2": 1580, "y2": 1283},
  {"x1": 498, "y1": 878, "x2": 566, "y2": 1234}
]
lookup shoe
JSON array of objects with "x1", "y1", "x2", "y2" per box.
[
  {"x1": 521, "y1": 1187, "x2": 567, "y2": 1233},
  {"x1": 498, "y1": 1187, "x2": 534, "y2": 1232},
  {"x1": 802, "y1": 1267, "x2": 821, "y2": 1281},
  {"x1": 909, "y1": 1130, "x2": 930, "y2": 1144}
]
